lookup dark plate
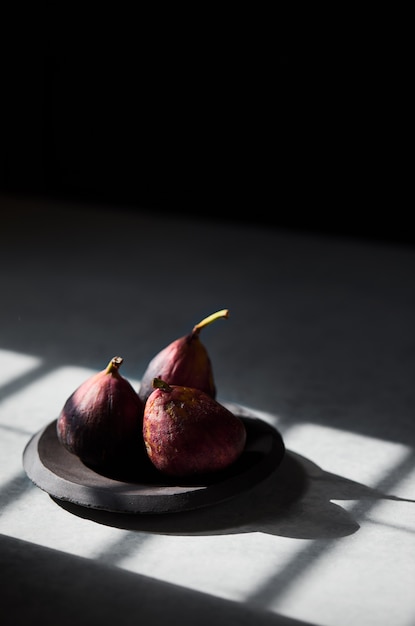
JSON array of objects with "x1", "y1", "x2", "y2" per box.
[{"x1": 22, "y1": 414, "x2": 285, "y2": 514}]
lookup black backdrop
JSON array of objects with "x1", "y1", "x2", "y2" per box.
[{"x1": 1, "y1": 8, "x2": 410, "y2": 245}]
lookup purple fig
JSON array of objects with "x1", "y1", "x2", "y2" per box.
[
  {"x1": 56, "y1": 356, "x2": 145, "y2": 469},
  {"x1": 143, "y1": 378, "x2": 247, "y2": 477},
  {"x1": 138, "y1": 309, "x2": 229, "y2": 404}
]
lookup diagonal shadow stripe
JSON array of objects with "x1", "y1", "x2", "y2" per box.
[
  {"x1": 0, "y1": 423, "x2": 34, "y2": 436},
  {"x1": 245, "y1": 449, "x2": 415, "y2": 609},
  {"x1": 0, "y1": 470, "x2": 35, "y2": 512},
  {"x1": 0, "y1": 360, "x2": 58, "y2": 402},
  {"x1": 93, "y1": 530, "x2": 151, "y2": 566}
]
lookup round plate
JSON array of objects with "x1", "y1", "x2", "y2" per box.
[{"x1": 22, "y1": 415, "x2": 285, "y2": 514}]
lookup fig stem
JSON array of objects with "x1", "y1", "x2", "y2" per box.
[
  {"x1": 106, "y1": 356, "x2": 123, "y2": 374},
  {"x1": 152, "y1": 377, "x2": 172, "y2": 392},
  {"x1": 192, "y1": 309, "x2": 229, "y2": 335}
]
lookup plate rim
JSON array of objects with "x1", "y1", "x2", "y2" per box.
[{"x1": 23, "y1": 414, "x2": 285, "y2": 515}]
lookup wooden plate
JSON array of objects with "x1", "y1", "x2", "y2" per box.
[{"x1": 22, "y1": 414, "x2": 285, "y2": 514}]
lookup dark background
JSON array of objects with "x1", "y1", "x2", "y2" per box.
[{"x1": 1, "y1": 8, "x2": 410, "y2": 245}]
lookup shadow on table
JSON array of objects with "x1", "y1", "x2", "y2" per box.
[
  {"x1": 52, "y1": 449, "x2": 413, "y2": 539},
  {"x1": 0, "y1": 533, "x2": 313, "y2": 626}
]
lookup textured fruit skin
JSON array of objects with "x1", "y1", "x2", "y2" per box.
[
  {"x1": 56, "y1": 359, "x2": 145, "y2": 468},
  {"x1": 143, "y1": 384, "x2": 247, "y2": 477},
  {"x1": 138, "y1": 334, "x2": 216, "y2": 404}
]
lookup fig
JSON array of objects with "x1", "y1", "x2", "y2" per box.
[
  {"x1": 56, "y1": 356, "x2": 145, "y2": 469},
  {"x1": 143, "y1": 378, "x2": 247, "y2": 477},
  {"x1": 138, "y1": 309, "x2": 229, "y2": 404}
]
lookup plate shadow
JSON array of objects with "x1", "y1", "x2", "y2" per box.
[{"x1": 52, "y1": 448, "x2": 407, "y2": 539}]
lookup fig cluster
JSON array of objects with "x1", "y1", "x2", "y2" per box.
[{"x1": 56, "y1": 309, "x2": 247, "y2": 478}]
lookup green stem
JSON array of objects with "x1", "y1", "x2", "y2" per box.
[
  {"x1": 192, "y1": 309, "x2": 229, "y2": 335},
  {"x1": 106, "y1": 356, "x2": 123, "y2": 374},
  {"x1": 152, "y1": 377, "x2": 172, "y2": 392}
]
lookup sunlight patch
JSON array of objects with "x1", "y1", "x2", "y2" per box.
[
  {"x1": 283, "y1": 423, "x2": 411, "y2": 486},
  {"x1": 0, "y1": 349, "x2": 42, "y2": 388}
]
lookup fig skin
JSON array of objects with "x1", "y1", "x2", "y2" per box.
[
  {"x1": 143, "y1": 378, "x2": 247, "y2": 477},
  {"x1": 138, "y1": 309, "x2": 229, "y2": 404},
  {"x1": 56, "y1": 356, "x2": 145, "y2": 469}
]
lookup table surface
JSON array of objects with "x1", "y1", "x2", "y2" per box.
[{"x1": 1, "y1": 193, "x2": 415, "y2": 626}]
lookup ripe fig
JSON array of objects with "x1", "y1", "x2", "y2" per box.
[
  {"x1": 56, "y1": 356, "x2": 145, "y2": 470},
  {"x1": 138, "y1": 309, "x2": 229, "y2": 404},
  {"x1": 143, "y1": 378, "x2": 247, "y2": 477}
]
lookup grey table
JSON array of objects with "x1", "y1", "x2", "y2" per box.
[{"x1": 1, "y1": 193, "x2": 414, "y2": 625}]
